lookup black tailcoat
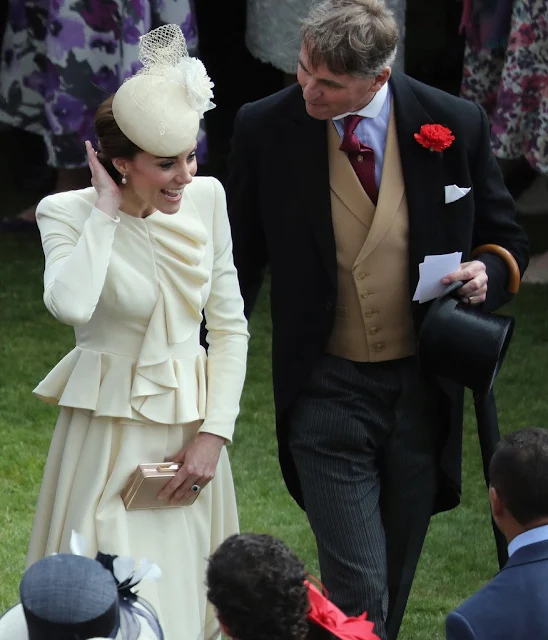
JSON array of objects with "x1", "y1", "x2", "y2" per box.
[{"x1": 226, "y1": 72, "x2": 529, "y2": 513}]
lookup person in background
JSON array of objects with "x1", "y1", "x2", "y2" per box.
[
  {"x1": 460, "y1": 0, "x2": 548, "y2": 284},
  {"x1": 0, "y1": 550, "x2": 164, "y2": 640},
  {"x1": 207, "y1": 533, "x2": 380, "y2": 640},
  {"x1": 245, "y1": 0, "x2": 406, "y2": 84},
  {"x1": 0, "y1": 0, "x2": 204, "y2": 231},
  {"x1": 446, "y1": 427, "x2": 548, "y2": 640}
]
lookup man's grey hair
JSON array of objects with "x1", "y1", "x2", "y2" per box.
[{"x1": 301, "y1": 0, "x2": 399, "y2": 78}]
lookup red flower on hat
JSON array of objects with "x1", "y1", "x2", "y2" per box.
[
  {"x1": 305, "y1": 580, "x2": 380, "y2": 640},
  {"x1": 414, "y1": 124, "x2": 455, "y2": 152}
]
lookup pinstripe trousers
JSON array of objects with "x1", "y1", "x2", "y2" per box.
[{"x1": 287, "y1": 354, "x2": 439, "y2": 640}]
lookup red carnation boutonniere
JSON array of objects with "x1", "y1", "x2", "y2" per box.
[{"x1": 414, "y1": 124, "x2": 455, "y2": 152}]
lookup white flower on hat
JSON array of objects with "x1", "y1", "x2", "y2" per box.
[
  {"x1": 69, "y1": 530, "x2": 162, "y2": 586},
  {"x1": 112, "y1": 555, "x2": 162, "y2": 586},
  {"x1": 112, "y1": 23, "x2": 215, "y2": 156},
  {"x1": 168, "y1": 57, "x2": 215, "y2": 119}
]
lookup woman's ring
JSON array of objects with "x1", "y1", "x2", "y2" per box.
[
  {"x1": 467, "y1": 296, "x2": 473, "y2": 304},
  {"x1": 191, "y1": 484, "x2": 201, "y2": 493}
]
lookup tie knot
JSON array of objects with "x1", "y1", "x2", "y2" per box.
[{"x1": 343, "y1": 114, "x2": 364, "y2": 137}]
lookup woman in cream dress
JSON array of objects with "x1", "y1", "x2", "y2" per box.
[{"x1": 28, "y1": 25, "x2": 248, "y2": 640}]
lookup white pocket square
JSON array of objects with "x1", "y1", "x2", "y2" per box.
[{"x1": 445, "y1": 184, "x2": 471, "y2": 204}]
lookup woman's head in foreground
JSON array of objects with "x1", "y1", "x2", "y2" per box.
[
  {"x1": 92, "y1": 24, "x2": 214, "y2": 215},
  {"x1": 94, "y1": 95, "x2": 198, "y2": 216},
  {"x1": 206, "y1": 533, "x2": 311, "y2": 640}
]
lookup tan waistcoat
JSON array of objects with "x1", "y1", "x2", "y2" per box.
[{"x1": 325, "y1": 104, "x2": 416, "y2": 362}]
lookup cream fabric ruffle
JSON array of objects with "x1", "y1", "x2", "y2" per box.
[
  {"x1": 33, "y1": 345, "x2": 208, "y2": 425},
  {"x1": 34, "y1": 191, "x2": 212, "y2": 426}
]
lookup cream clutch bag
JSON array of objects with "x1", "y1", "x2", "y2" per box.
[{"x1": 121, "y1": 463, "x2": 199, "y2": 510}]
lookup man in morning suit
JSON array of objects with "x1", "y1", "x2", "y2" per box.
[
  {"x1": 226, "y1": 1, "x2": 529, "y2": 638},
  {"x1": 447, "y1": 427, "x2": 548, "y2": 639}
]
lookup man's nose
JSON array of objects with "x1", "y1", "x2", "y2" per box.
[{"x1": 302, "y1": 80, "x2": 321, "y2": 102}]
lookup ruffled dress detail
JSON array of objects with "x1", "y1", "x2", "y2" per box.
[{"x1": 34, "y1": 201, "x2": 212, "y2": 426}]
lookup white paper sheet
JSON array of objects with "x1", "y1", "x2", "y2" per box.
[{"x1": 412, "y1": 252, "x2": 462, "y2": 304}]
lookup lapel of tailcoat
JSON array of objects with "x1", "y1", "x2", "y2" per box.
[
  {"x1": 279, "y1": 93, "x2": 337, "y2": 288},
  {"x1": 389, "y1": 72, "x2": 445, "y2": 301}
]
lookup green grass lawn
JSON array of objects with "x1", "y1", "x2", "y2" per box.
[{"x1": 1, "y1": 226, "x2": 547, "y2": 639}]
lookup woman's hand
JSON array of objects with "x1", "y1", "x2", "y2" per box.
[
  {"x1": 85, "y1": 140, "x2": 122, "y2": 218},
  {"x1": 157, "y1": 433, "x2": 226, "y2": 506}
]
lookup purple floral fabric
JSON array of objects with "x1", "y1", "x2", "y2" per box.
[
  {"x1": 0, "y1": 0, "x2": 207, "y2": 168},
  {"x1": 461, "y1": 0, "x2": 548, "y2": 175}
]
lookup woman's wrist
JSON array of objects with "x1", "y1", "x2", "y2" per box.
[
  {"x1": 95, "y1": 196, "x2": 121, "y2": 219},
  {"x1": 196, "y1": 432, "x2": 227, "y2": 448}
]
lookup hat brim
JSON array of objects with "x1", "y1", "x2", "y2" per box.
[
  {"x1": 418, "y1": 280, "x2": 514, "y2": 393},
  {"x1": 0, "y1": 603, "x2": 157, "y2": 640},
  {"x1": 0, "y1": 604, "x2": 29, "y2": 640}
]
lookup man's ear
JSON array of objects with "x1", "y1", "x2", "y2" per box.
[
  {"x1": 489, "y1": 485, "x2": 504, "y2": 519},
  {"x1": 371, "y1": 67, "x2": 391, "y2": 92}
]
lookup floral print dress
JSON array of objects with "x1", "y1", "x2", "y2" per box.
[
  {"x1": 461, "y1": 0, "x2": 548, "y2": 175},
  {"x1": 0, "y1": 0, "x2": 206, "y2": 169}
]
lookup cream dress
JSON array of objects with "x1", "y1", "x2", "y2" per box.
[{"x1": 29, "y1": 177, "x2": 249, "y2": 640}]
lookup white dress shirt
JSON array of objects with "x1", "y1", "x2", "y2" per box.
[{"x1": 508, "y1": 524, "x2": 548, "y2": 557}]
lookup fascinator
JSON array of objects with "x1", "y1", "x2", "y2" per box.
[
  {"x1": 112, "y1": 23, "x2": 215, "y2": 157},
  {"x1": 0, "y1": 554, "x2": 119, "y2": 640},
  {"x1": 305, "y1": 580, "x2": 380, "y2": 640},
  {"x1": 71, "y1": 532, "x2": 164, "y2": 640},
  {"x1": 0, "y1": 532, "x2": 163, "y2": 640}
]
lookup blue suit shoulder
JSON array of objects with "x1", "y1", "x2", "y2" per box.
[{"x1": 447, "y1": 542, "x2": 548, "y2": 639}]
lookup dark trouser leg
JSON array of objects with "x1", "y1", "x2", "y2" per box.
[
  {"x1": 287, "y1": 355, "x2": 438, "y2": 640},
  {"x1": 381, "y1": 361, "x2": 439, "y2": 640}
]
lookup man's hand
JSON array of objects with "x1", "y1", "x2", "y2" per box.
[{"x1": 441, "y1": 260, "x2": 488, "y2": 305}]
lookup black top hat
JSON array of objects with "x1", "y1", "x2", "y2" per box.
[
  {"x1": 418, "y1": 281, "x2": 514, "y2": 394},
  {"x1": 20, "y1": 554, "x2": 119, "y2": 640}
]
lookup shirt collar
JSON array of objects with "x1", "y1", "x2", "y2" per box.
[
  {"x1": 508, "y1": 524, "x2": 548, "y2": 557},
  {"x1": 332, "y1": 81, "x2": 389, "y2": 121}
]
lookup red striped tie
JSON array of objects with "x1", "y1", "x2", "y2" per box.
[{"x1": 339, "y1": 114, "x2": 378, "y2": 205}]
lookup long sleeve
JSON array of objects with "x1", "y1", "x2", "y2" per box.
[
  {"x1": 470, "y1": 102, "x2": 529, "y2": 312},
  {"x1": 36, "y1": 195, "x2": 119, "y2": 326},
  {"x1": 199, "y1": 178, "x2": 249, "y2": 442}
]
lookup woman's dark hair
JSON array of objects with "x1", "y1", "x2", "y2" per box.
[
  {"x1": 94, "y1": 95, "x2": 142, "y2": 184},
  {"x1": 206, "y1": 533, "x2": 310, "y2": 640}
]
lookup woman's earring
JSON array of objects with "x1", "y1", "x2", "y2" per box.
[{"x1": 121, "y1": 173, "x2": 127, "y2": 185}]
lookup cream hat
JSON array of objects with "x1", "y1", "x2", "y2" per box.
[{"x1": 112, "y1": 24, "x2": 215, "y2": 157}]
